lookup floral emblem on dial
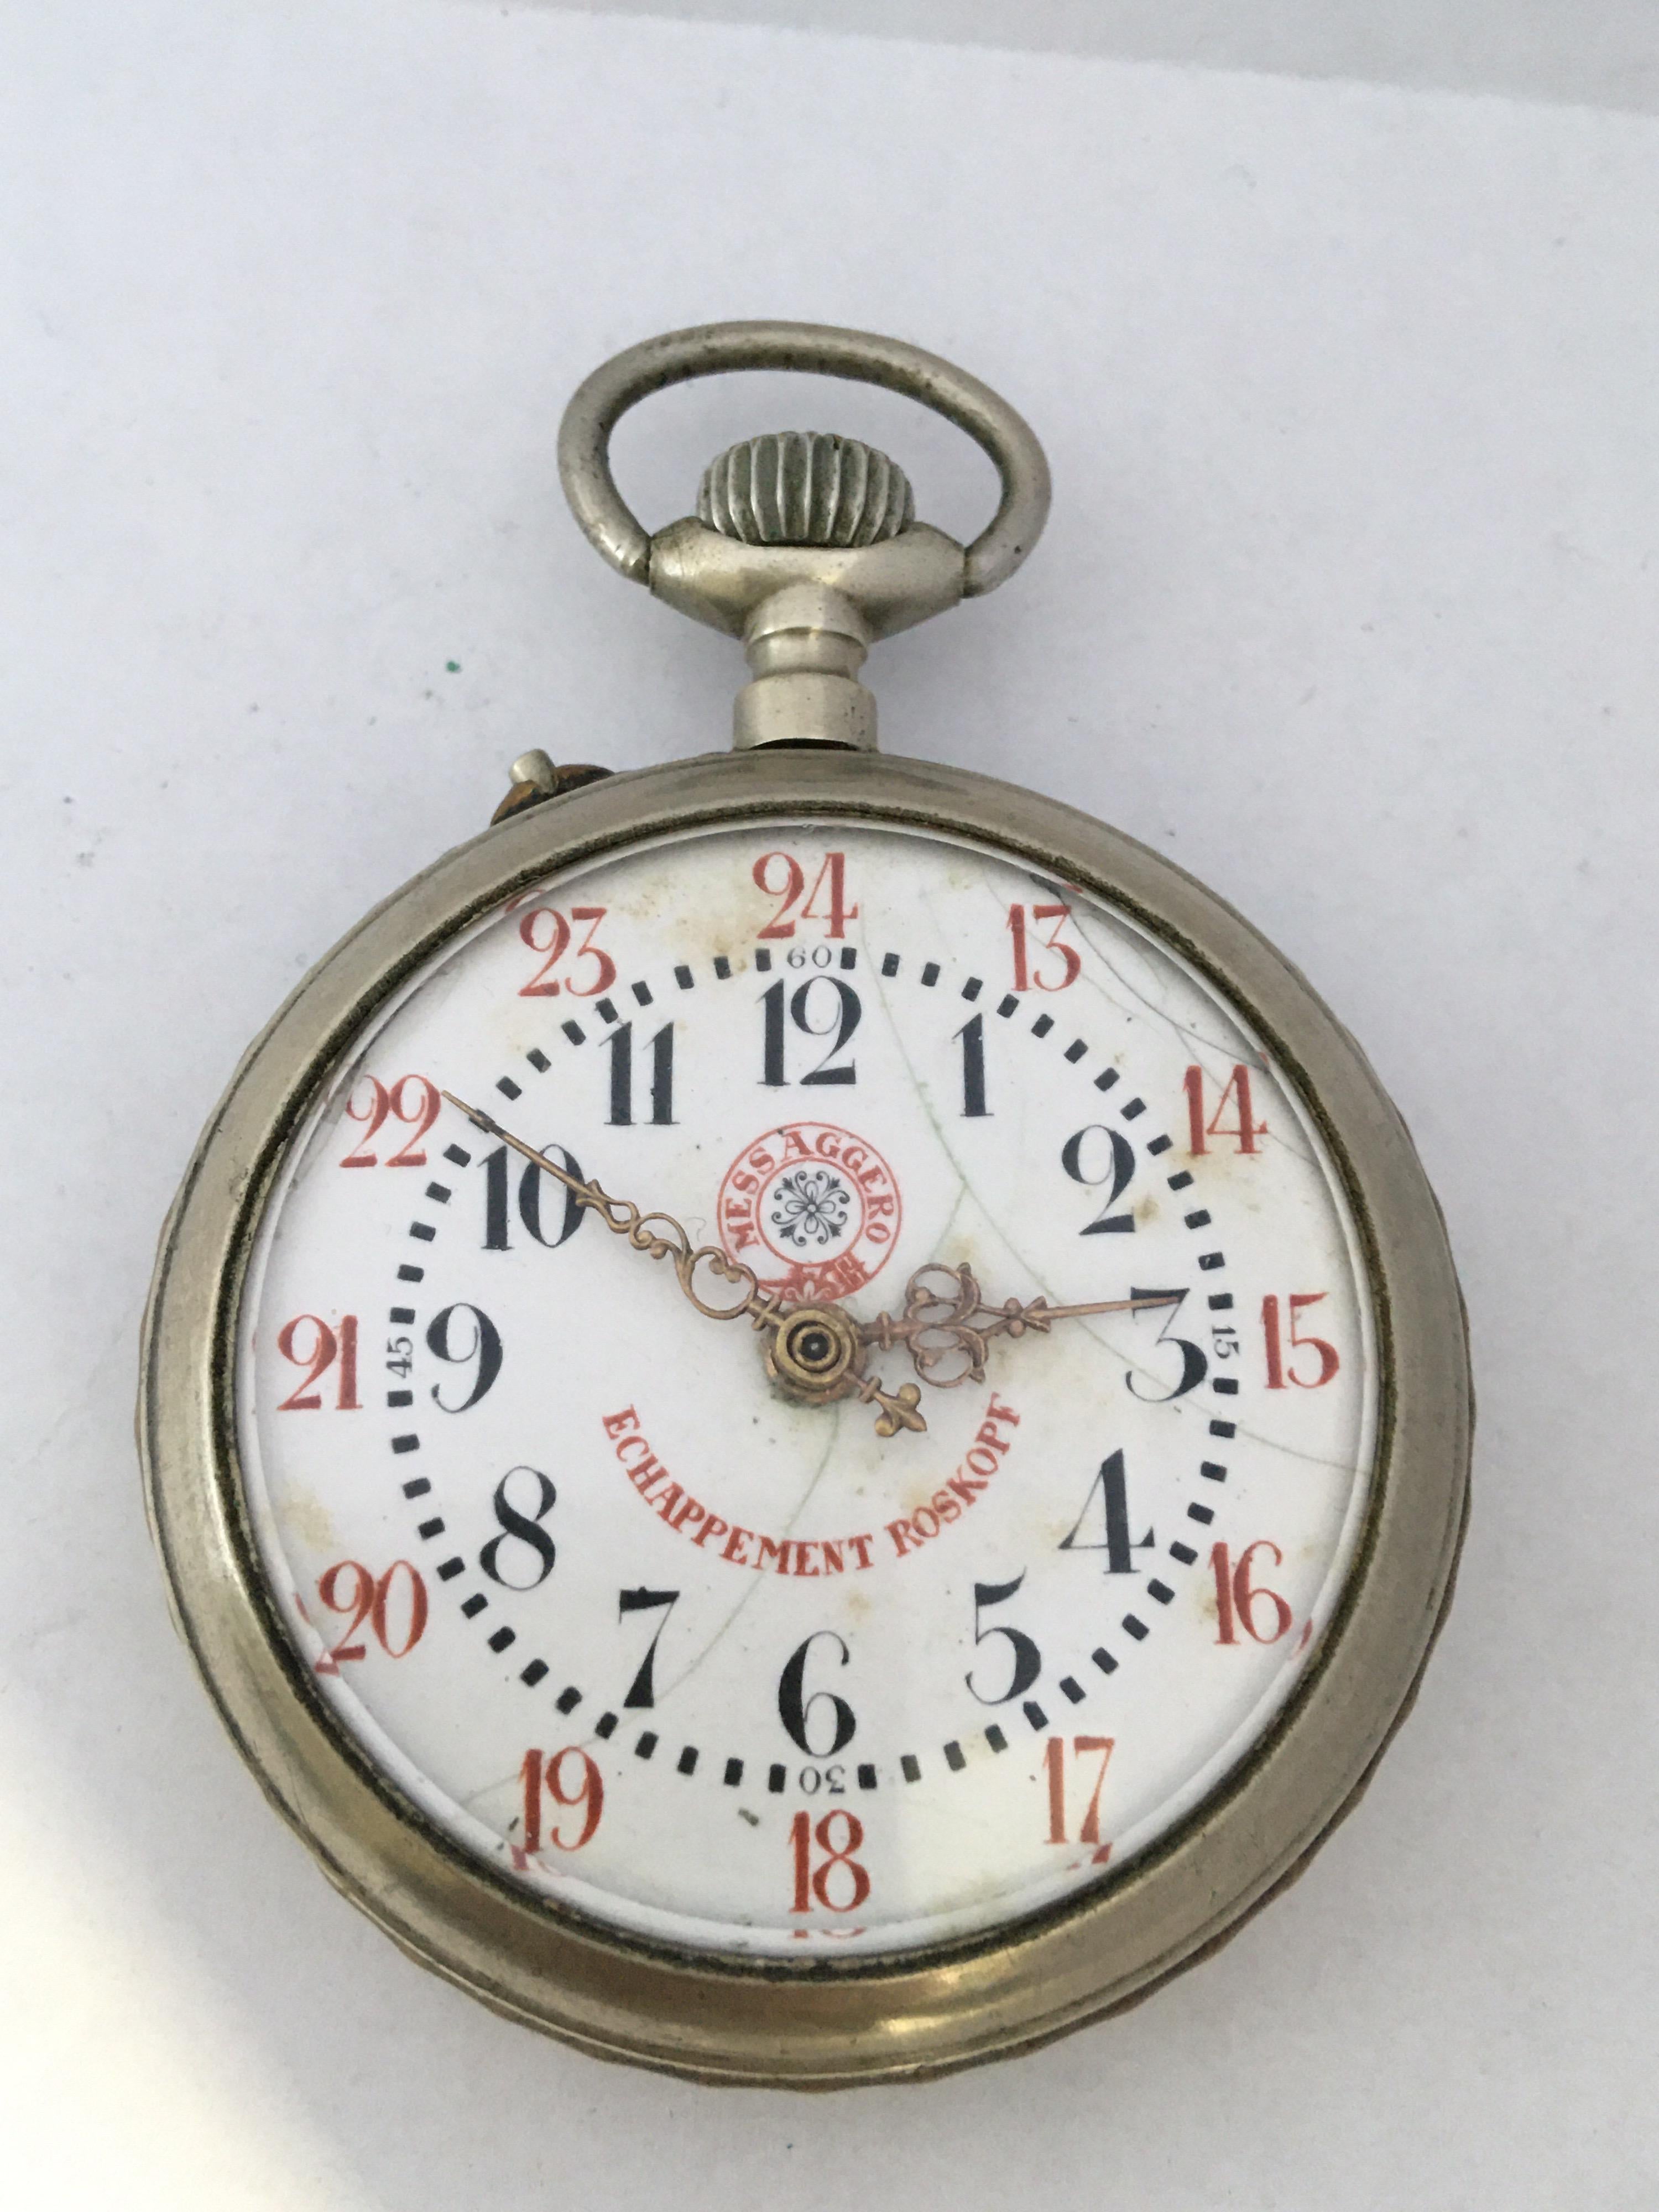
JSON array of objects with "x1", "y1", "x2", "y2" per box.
[
  {"x1": 770, "y1": 1167, "x2": 851, "y2": 1249},
  {"x1": 717, "y1": 1120, "x2": 901, "y2": 1298}
]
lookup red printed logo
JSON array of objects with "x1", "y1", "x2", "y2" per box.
[{"x1": 717, "y1": 1123, "x2": 901, "y2": 1300}]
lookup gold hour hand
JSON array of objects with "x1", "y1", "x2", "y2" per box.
[{"x1": 859, "y1": 1262, "x2": 1181, "y2": 1389}]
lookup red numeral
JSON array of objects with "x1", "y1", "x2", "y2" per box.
[
  {"x1": 383, "y1": 1077, "x2": 440, "y2": 1165},
  {"x1": 801, "y1": 852, "x2": 858, "y2": 938},
  {"x1": 1042, "y1": 1736, "x2": 1115, "y2": 1859},
  {"x1": 1209, "y1": 1541, "x2": 1293, "y2": 1646},
  {"x1": 313, "y1": 1559, "x2": 427, "y2": 1673},
  {"x1": 1008, "y1": 902, "x2": 1081, "y2": 992},
  {"x1": 519, "y1": 1746, "x2": 604, "y2": 1855},
  {"x1": 276, "y1": 1314, "x2": 361, "y2": 1410},
  {"x1": 517, "y1": 907, "x2": 571, "y2": 994},
  {"x1": 340, "y1": 1073, "x2": 440, "y2": 1166},
  {"x1": 753, "y1": 851, "x2": 858, "y2": 940},
  {"x1": 339, "y1": 1078, "x2": 389, "y2": 1166},
  {"x1": 517, "y1": 906, "x2": 615, "y2": 998},
  {"x1": 1182, "y1": 1062, "x2": 1266, "y2": 1155},
  {"x1": 789, "y1": 1808, "x2": 870, "y2": 1912},
  {"x1": 371, "y1": 1558, "x2": 427, "y2": 1656},
  {"x1": 754, "y1": 852, "x2": 806, "y2": 937},
  {"x1": 1261, "y1": 1293, "x2": 1340, "y2": 1389}
]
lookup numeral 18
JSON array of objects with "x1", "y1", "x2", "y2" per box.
[{"x1": 789, "y1": 1808, "x2": 870, "y2": 1912}]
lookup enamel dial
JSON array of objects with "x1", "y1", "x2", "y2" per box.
[{"x1": 237, "y1": 817, "x2": 1378, "y2": 1961}]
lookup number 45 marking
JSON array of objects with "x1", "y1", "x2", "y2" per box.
[{"x1": 1044, "y1": 1735, "x2": 1115, "y2": 1861}]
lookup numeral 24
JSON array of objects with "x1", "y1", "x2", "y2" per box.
[{"x1": 754, "y1": 851, "x2": 858, "y2": 939}]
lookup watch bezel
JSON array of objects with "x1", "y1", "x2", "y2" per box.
[{"x1": 139, "y1": 745, "x2": 1470, "y2": 2086}]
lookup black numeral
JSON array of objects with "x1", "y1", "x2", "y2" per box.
[
  {"x1": 604, "y1": 1021, "x2": 675, "y2": 1126},
  {"x1": 618, "y1": 1587, "x2": 680, "y2": 1708},
  {"x1": 424, "y1": 1303, "x2": 503, "y2": 1411},
  {"x1": 956, "y1": 1013, "x2": 990, "y2": 1117},
  {"x1": 482, "y1": 1141, "x2": 585, "y2": 1250},
  {"x1": 967, "y1": 1573, "x2": 1042, "y2": 1704},
  {"x1": 1125, "y1": 1288, "x2": 1207, "y2": 1401},
  {"x1": 1061, "y1": 1124, "x2": 1136, "y2": 1233},
  {"x1": 760, "y1": 978, "x2": 860, "y2": 1087},
  {"x1": 1058, "y1": 1448, "x2": 1153, "y2": 1573},
  {"x1": 778, "y1": 1630, "x2": 857, "y2": 1755},
  {"x1": 478, "y1": 1465, "x2": 557, "y2": 1590}
]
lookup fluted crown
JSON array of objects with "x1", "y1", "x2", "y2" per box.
[{"x1": 697, "y1": 431, "x2": 915, "y2": 549}]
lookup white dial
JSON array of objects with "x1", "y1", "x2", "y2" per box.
[{"x1": 237, "y1": 819, "x2": 1376, "y2": 1959}]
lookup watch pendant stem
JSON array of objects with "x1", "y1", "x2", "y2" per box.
[{"x1": 734, "y1": 581, "x2": 877, "y2": 752}]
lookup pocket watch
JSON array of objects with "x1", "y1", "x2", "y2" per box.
[{"x1": 140, "y1": 322, "x2": 1469, "y2": 2086}]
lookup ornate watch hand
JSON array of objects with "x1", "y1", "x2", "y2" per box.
[
  {"x1": 859, "y1": 1262, "x2": 1182, "y2": 1389},
  {"x1": 441, "y1": 1093, "x2": 926, "y2": 1438},
  {"x1": 442, "y1": 1092, "x2": 782, "y2": 1327}
]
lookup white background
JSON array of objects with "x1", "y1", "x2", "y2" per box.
[{"x1": 4, "y1": 4, "x2": 1657, "y2": 2205}]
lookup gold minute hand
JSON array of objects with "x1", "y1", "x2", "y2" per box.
[
  {"x1": 859, "y1": 1262, "x2": 1182, "y2": 1390},
  {"x1": 441, "y1": 1092, "x2": 786, "y2": 1333}
]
